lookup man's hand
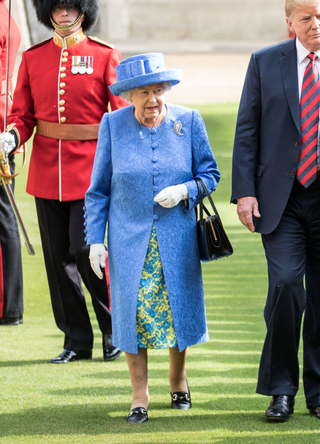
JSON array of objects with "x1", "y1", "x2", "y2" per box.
[
  {"x1": 0, "y1": 132, "x2": 15, "y2": 155},
  {"x1": 237, "y1": 196, "x2": 261, "y2": 233}
]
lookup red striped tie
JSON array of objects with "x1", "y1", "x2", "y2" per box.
[{"x1": 296, "y1": 53, "x2": 320, "y2": 188}]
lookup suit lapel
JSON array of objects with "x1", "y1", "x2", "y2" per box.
[{"x1": 279, "y1": 39, "x2": 300, "y2": 133}]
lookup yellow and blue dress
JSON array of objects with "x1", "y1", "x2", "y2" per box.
[{"x1": 136, "y1": 224, "x2": 177, "y2": 349}]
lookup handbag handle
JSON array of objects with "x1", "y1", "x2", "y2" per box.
[{"x1": 195, "y1": 178, "x2": 221, "y2": 228}]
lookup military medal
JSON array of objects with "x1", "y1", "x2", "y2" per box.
[
  {"x1": 71, "y1": 56, "x2": 79, "y2": 74},
  {"x1": 86, "y1": 56, "x2": 94, "y2": 74},
  {"x1": 79, "y1": 56, "x2": 87, "y2": 74}
]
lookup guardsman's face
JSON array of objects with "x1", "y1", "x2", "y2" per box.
[
  {"x1": 287, "y1": 3, "x2": 320, "y2": 52},
  {"x1": 51, "y1": 4, "x2": 83, "y2": 36}
]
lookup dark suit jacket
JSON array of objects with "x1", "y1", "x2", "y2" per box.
[{"x1": 231, "y1": 38, "x2": 302, "y2": 234}]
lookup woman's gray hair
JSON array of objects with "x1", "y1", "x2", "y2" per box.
[
  {"x1": 120, "y1": 82, "x2": 172, "y2": 103},
  {"x1": 285, "y1": 0, "x2": 319, "y2": 18}
]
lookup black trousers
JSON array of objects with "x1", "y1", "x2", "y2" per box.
[
  {"x1": 35, "y1": 198, "x2": 111, "y2": 351},
  {"x1": 0, "y1": 157, "x2": 23, "y2": 319},
  {"x1": 257, "y1": 176, "x2": 320, "y2": 409}
]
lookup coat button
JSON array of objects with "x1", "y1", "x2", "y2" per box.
[
  {"x1": 153, "y1": 201, "x2": 158, "y2": 206},
  {"x1": 62, "y1": 57, "x2": 68, "y2": 63},
  {"x1": 150, "y1": 128, "x2": 156, "y2": 134},
  {"x1": 59, "y1": 100, "x2": 65, "y2": 106},
  {"x1": 63, "y1": 51, "x2": 69, "y2": 57},
  {"x1": 60, "y1": 67, "x2": 66, "y2": 72},
  {"x1": 60, "y1": 73, "x2": 66, "y2": 78},
  {"x1": 151, "y1": 143, "x2": 157, "y2": 149},
  {"x1": 153, "y1": 171, "x2": 158, "y2": 177},
  {"x1": 153, "y1": 215, "x2": 159, "y2": 221},
  {"x1": 153, "y1": 186, "x2": 158, "y2": 192},
  {"x1": 294, "y1": 142, "x2": 299, "y2": 147},
  {"x1": 289, "y1": 170, "x2": 294, "y2": 176},
  {"x1": 60, "y1": 82, "x2": 66, "y2": 88},
  {"x1": 153, "y1": 157, "x2": 158, "y2": 163},
  {"x1": 59, "y1": 90, "x2": 65, "y2": 96},
  {"x1": 61, "y1": 117, "x2": 66, "y2": 123},
  {"x1": 60, "y1": 107, "x2": 65, "y2": 112}
]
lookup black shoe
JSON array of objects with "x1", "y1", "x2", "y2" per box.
[
  {"x1": 171, "y1": 381, "x2": 192, "y2": 410},
  {"x1": 0, "y1": 317, "x2": 20, "y2": 325},
  {"x1": 265, "y1": 395, "x2": 295, "y2": 422},
  {"x1": 49, "y1": 349, "x2": 92, "y2": 364},
  {"x1": 309, "y1": 407, "x2": 320, "y2": 419},
  {"x1": 103, "y1": 334, "x2": 122, "y2": 361},
  {"x1": 19, "y1": 315, "x2": 23, "y2": 324},
  {"x1": 127, "y1": 407, "x2": 148, "y2": 423}
]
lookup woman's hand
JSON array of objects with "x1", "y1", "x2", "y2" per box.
[
  {"x1": 154, "y1": 184, "x2": 188, "y2": 208},
  {"x1": 89, "y1": 243, "x2": 106, "y2": 279}
]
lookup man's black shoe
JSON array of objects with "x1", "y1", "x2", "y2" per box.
[
  {"x1": 49, "y1": 349, "x2": 92, "y2": 364},
  {"x1": 265, "y1": 395, "x2": 295, "y2": 422},
  {"x1": 103, "y1": 334, "x2": 122, "y2": 361},
  {"x1": 309, "y1": 406, "x2": 320, "y2": 419},
  {"x1": 0, "y1": 317, "x2": 20, "y2": 325}
]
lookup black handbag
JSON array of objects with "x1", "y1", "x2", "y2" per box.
[{"x1": 195, "y1": 178, "x2": 233, "y2": 262}]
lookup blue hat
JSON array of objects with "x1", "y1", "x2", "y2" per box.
[{"x1": 109, "y1": 53, "x2": 182, "y2": 96}]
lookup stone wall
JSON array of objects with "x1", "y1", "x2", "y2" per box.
[{"x1": 16, "y1": 0, "x2": 288, "y2": 53}]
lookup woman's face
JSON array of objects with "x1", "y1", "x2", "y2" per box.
[{"x1": 130, "y1": 83, "x2": 166, "y2": 121}]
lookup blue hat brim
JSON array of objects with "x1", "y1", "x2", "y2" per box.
[{"x1": 109, "y1": 69, "x2": 183, "y2": 96}]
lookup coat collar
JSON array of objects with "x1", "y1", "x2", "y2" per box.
[
  {"x1": 279, "y1": 38, "x2": 300, "y2": 132},
  {"x1": 53, "y1": 28, "x2": 85, "y2": 49}
]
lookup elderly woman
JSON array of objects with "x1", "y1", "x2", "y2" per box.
[{"x1": 85, "y1": 53, "x2": 220, "y2": 423}]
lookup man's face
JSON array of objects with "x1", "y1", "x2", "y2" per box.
[
  {"x1": 287, "y1": 3, "x2": 320, "y2": 52},
  {"x1": 52, "y1": 4, "x2": 80, "y2": 27}
]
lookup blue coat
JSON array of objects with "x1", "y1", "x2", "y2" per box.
[{"x1": 85, "y1": 103, "x2": 220, "y2": 353}]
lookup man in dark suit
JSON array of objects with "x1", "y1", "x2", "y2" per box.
[{"x1": 232, "y1": 0, "x2": 320, "y2": 422}]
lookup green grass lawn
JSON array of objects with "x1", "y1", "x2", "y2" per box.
[{"x1": 1, "y1": 104, "x2": 318, "y2": 443}]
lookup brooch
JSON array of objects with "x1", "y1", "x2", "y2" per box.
[{"x1": 174, "y1": 121, "x2": 183, "y2": 136}]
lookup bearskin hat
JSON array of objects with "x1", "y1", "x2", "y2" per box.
[{"x1": 31, "y1": 0, "x2": 99, "y2": 32}]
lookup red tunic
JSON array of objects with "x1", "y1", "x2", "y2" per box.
[
  {"x1": 8, "y1": 29, "x2": 126, "y2": 201},
  {"x1": 0, "y1": 0, "x2": 21, "y2": 131}
]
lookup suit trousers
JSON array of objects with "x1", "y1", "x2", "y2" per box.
[
  {"x1": 0, "y1": 156, "x2": 23, "y2": 319},
  {"x1": 35, "y1": 197, "x2": 111, "y2": 351},
  {"x1": 257, "y1": 176, "x2": 320, "y2": 408}
]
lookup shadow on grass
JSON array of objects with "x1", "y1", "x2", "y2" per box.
[{"x1": 0, "y1": 403, "x2": 319, "y2": 442}]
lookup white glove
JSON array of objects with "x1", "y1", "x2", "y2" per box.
[
  {"x1": 0, "y1": 132, "x2": 16, "y2": 154},
  {"x1": 89, "y1": 243, "x2": 106, "y2": 280},
  {"x1": 154, "y1": 184, "x2": 188, "y2": 208}
]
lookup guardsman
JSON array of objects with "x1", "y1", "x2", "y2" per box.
[
  {"x1": 0, "y1": 0, "x2": 127, "y2": 362},
  {"x1": 0, "y1": 0, "x2": 23, "y2": 326}
]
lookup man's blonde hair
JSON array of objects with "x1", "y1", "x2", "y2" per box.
[{"x1": 285, "y1": 0, "x2": 320, "y2": 18}]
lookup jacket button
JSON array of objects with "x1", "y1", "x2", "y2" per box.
[
  {"x1": 62, "y1": 57, "x2": 68, "y2": 63},
  {"x1": 60, "y1": 73, "x2": 66, "y2": 78},
  {"x1": 151, "y1": 143, "x2": 157, "y2": 149},
  {"x1": 294, "y1": 142, "x2": 299, "y2": 147},
  {"x1": 153, "y1": 201, "x2": 158, "y2": 206},
  {"x1": 61, "y1": 117, "x2": 66, "y2": 123},
  {"x1": 59, "y1": 90, "x2": 65, "y2": 96},
  {"x1": 153, "y1": 157, "x2": 158, "y2": 163},
  {"x1": 153, "y1": 215, "x2": 159, "y2": 221},
  {"x1": 289, "y1": 170, "x2": 294, "y2": 176},
  {"x1": 59, "y1": 100, "x2": 65, "y2": 106},
  {"x1": 151, "y1": 128, "x2": 156, "y2": 134},
  {"x1": 60, "y1": 82, "x2": 66, "y2": 88},
  {"x1": 153, "y1": 186, "x2": 158, "y2": 192},
  {"x1": 60, "y1": 107, "x2": 65, "y2": 112},
  {"x1": 63, "y1": 51, "x2": 69, "y2": 57},
  {"x1": 60, "y1": 67, "x2": 66, "y2": 72},
  {"x1": 153, "y1": 171, "x2": 158, "y2": 177}
]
